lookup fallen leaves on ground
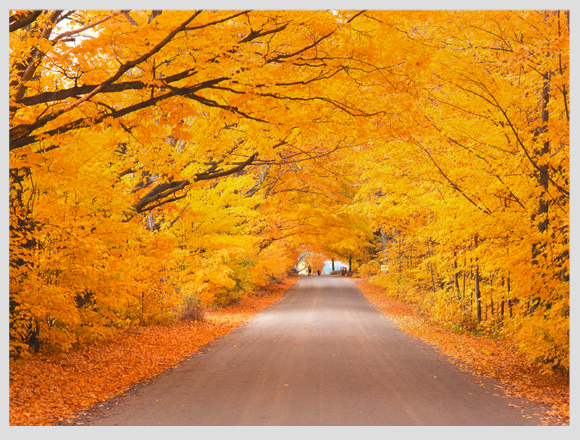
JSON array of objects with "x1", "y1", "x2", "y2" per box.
[
  {"x1": 355, "y1": 279, "x2": 569, "y2": 426},
  {"x1": 9, "y1": 277, "x2": 297, "y2": 426}
]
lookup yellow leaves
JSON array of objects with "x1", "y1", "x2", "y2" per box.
[
  {"x1": 357, "y1": 260, "x2": 381, "y2": 277},
  {"x1": 356, "y1": 278, "x2": 569, "y2": 425},
  {"x1": 9, "y1": 11, "x2": 568, "y2": 421},
  {"x1": 343, "y1": 8, "x2": 569, "y2": 378},
  {"x1": 9, "y1": 279, "x2": 292, "y2": 425}
]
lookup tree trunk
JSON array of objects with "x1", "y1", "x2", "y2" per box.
[
  {"x1": 532, "y1": 71, "x2": 551, "y2": 260},
  {"x1": 474, "y1": 235, "x2": 481, "y2": 323},
  {"x1": 427, "y1": 240, "x2": 436, "y2": 293},
  {"x1": 380, "y1": 225, "x2": 387, "y2": 253},
  {"x1": 453, "y1": 249, "x2": 460, "y2": 297},
  {"x1": 397, "y1": 231, "x2": 402, "y2": 274},
  {"x1": 462, "y1": 247, "x2": 466, "y2": 303},
  {"x1": 530, "y1": 71, "x2": 551, "y2": 315},
  {"x1": 10, "y1": 166, "x2": 42, "y2": 354}
]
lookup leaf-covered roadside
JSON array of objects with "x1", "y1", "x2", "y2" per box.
[
  {"x1": 355, "y1": 279, "x2": 569, "y2": 426},
  {"x1": 9, "y1": 277, "x2": 297, "y2": 426}
]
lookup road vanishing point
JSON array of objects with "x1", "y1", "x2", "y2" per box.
[{"x1": 70, "y1": 276, "x2": 545, "y2": 426}]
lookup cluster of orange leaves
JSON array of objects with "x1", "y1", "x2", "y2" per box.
[
  {"x1": 9, "y1": 277, "x2": 297, "y2": 426},
  {"x1": 355, "y1": 279, "x2": 569, "y2": 426}
]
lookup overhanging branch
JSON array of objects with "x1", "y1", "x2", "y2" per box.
[{"x1": 133, "y1": 153, "x2": 259, "y2": 213}]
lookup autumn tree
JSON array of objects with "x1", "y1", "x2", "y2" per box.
[
  {"x1": 9, "y1": 10, "x2": 568, "y2": 374},
  {"x1": 9, "y1": 9, "x2": 395, "y2": 355},
  {"x1": 349, "y1": 10, "x2": 569, "y2": 371}
]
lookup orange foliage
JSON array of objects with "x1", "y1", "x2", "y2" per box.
[
  {"x1": 9, "y1": 9, "x2": 569, "y2": 418},
  {"x1": 355, "y1": 279, "x2": 569, "y2": 426},
  {"x1": 9, "y1": 277, "x2": 297, "y2": 426},
  {"x1": 306, "y1": 253, "x2": 326, "y2": 273}
]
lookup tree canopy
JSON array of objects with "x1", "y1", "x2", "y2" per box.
[{"x1": 9, "y1": 10, "x2": 569, "y2": 373}]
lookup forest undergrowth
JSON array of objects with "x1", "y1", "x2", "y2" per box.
[
  {"x1": 355, "y1": 278, "x2": 569, "y2": 426},
  {"x1": 9, "y1": 277, "x2": 297, "y2": 426}
]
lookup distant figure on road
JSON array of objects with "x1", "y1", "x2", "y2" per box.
[
  {"x1": 317, "y1": 270, "x2": 321, "y2": 276},
  {"x1": 308, "y1": 265, "x2": 312, "y2": 276}
]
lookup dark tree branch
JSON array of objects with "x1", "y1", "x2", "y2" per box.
[
  {"x1": 11, "y1": 10, "x2": 62, "y2": 104},
  {"x1": 10, "y1": 11, "x2": 201, "y2": 149},
  {"x1": 10, "y1": 10, "x2": 44, "y2": 32},
  {"x1": 135, "y1": 181, "x2": 189, "y2": 213},
  {"x1": 267, "y1": 29, "x2": 335, "y2": 64},
  {"x1": 183, "y1": 10, "x2": 250, "y2": 31},
  {"x1": 139, "y1": 193, "x2": 189, "y2": 214},
  {"x1": 239, "y1": 23, "x2": 289, "y2": 43},
  {"x1": 123, "y1": 11, "x2": 139, "y2": 27},
  {"x1": 412, "y1": 139, "x2": 493, "y2": 216},
  {"x1": 264, "y1": 11, "x2": 363, "y2": 65},
  {"x1": 11, "y1": 77, "x2": 229, "y2": 151},
  {"x1": 133, "y1": 153, "x2": 259, "y2": 213},
  {"x1": 15, "y1": 68, "x2": 198, "y2": 107},
  {"x1": 11, "y1": 75, "x2": 268, "y2": 152}
]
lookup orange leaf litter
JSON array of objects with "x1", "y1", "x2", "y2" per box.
[
  {"x1": 9, "y1": 278, "x2": 297, "y2": 426},
  {"x1": 10, "y1": 277, "x2": 568, "y2": 426},
  {"x1": 355, "y1": 279, "x2": 569, "y2": 426}
]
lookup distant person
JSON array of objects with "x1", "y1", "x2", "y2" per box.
[
  {"x1": 308, "y1": 265, "x2": 312, "y2": 276},
  {"x1": 317, "y1": 270, "x2": 320, "y2": 276}
]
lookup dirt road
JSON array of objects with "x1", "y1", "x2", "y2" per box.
[{"x1": 72, "y1": 276, "x2": 545, "y2": 425}]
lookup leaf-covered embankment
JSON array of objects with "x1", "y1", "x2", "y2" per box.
[
  {"x1": 355, "y1": 279, "x2": 569, "y2": 426},
  {"x1": 9, "y1": 277, "x2": 297, "y2": 426}
]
